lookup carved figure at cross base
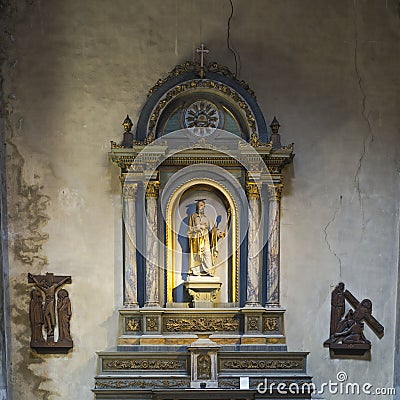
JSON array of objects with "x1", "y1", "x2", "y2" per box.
[{"x1": 324, "y1": 282, "x2": 384, "y2": 355}]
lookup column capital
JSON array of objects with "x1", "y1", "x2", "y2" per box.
[
  {"x1": 267, "y1": 184, "x2": 283, "y2": 202},
  {"x1": 245, "y1": 181, "x2": 260, "y2": 200},
  {"x1": 122, "y1": 183, "x2": 138, "y2": 199},
  {"x1": 145, "y1": 181, "x2": 160, "y2": 198}
]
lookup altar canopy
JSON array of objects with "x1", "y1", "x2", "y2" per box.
[{"x1": 94, "y1": 55, "x2": 311, "y2": 399}]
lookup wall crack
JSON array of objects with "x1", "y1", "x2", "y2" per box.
[
  {"x1": 352, "y1": 0, "x2": 375, "y2": 232},
  {"x1": 323, "y1": 196, "x2": 343, "y2": 277}
]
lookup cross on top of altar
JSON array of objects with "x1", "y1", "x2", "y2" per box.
[{"x1": 195, "y1": 43, "x2": 209, "y2": 69}]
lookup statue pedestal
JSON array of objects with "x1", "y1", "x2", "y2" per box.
[{"x1": 184, "y1": 276, "x2": 222, "y2": 308}]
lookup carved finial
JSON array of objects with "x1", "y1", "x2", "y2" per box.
[
  {"x1": 121, "y1": 115, "x2": 134, "y2": 148},
  {"x1": 123, "y1": 115, "x2": 133, "y2": 133},
  {"x1": 270, "y1": 117, "x2": 281, "y2": 149}
]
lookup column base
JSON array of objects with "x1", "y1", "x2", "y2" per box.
[
  {"x1": 123, "y1": 302, "x2": 139, "y2": 308},
  {"x1": 244, "y1": 301, "x2": 262, "y2": 307},
  {"x1": 144, "y1": 302, "x2": 161, "y2": 308},
  {"x1": 265, "y1": 302, "x2": 281, "y2": 308}
]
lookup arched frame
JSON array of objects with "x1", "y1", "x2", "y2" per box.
[{"x1": 164, "y1": 177, "x2": 240, "y2": 304}]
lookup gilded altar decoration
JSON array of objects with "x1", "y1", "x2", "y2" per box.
[
  {"x1": 146, "y1": 79, "x2": 259, "y2": 142},
  {"x1": 28, "y1": 272, "x2": 73, "y2": 353},
  {"x1": 125, "y1": 317, "x2": 141, "y2": 332},
  {"x1": 221, "y1": 359, "x2": 302, "y2": 370},
  {"x1": 145, "y1": 317, "x2": 159, "y2": 332},
  {"x1": 197, "y1": 353, "x2": 212, "y2": 380},
  {"x1": 264, "y1": 317, "x2": 279, "y2": 332},
  {"x1": 247, "y1": 316, "x2": 260, "y2": 332},
  {"x1": 164, "y1": 317, "x2": 239, "y2": 332},
  {"x1": 267, "y1": 184, "x2": 283, "y2": 202},
  {"x1": 104, "y1": 359, "x2": 185, "y2": 370},
  {"x1": 324, "y1": 282, "x2": 384, "y2": 355},
  {"x1": 122, "y1": 183, "x2": 138, "y2": 200},
  {"x1": 96, "y1": 378, "x2": 190, "y2": 389},
  {"x1": 145, "y1": 181, "x2": 160, "y2": 198},
  {"x1": 245, "y1": 182, "x2": 260, "y2": 200},
  {"x1": 146, "y1": 61, "x2": 256, "y2": 100},
  {"x1": 183, "y1": 100, "x2": 220, "y2": 136}
]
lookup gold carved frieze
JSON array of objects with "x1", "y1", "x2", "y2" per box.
[
  {"x1": 125, "y1": 317, "x2": 141, "y2": 332},
  {"x1": 103, "y1": 359, "x2": 186, "y2": 371},
  {"x1": 220, "y1": 359, "x2": 303, "y2": 370},
  {"x1": 164, "y1": 316, "x2": 240, "y2": 333},
  {"x1": 96, "y1": 378, "x2": 190, "y2": 389}
]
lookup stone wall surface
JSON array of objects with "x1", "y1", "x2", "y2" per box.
[{"x1": 1, "y1": 1, "x2": 399, "y2": 399}]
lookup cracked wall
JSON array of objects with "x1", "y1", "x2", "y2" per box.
[{"x1": 1, "y1": 1, "x2": 399, "y2": 400}]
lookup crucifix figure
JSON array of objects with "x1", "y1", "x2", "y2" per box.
[{"x1": 195, "y1": 43, "x2": 209, "y2": 78}]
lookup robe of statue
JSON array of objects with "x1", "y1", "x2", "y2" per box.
[
  {"x1": 29, "y1": 289, "x2": 45, "y2": 343},
  {"x1": 57, "y1": 289, "x2": 72, "y2": 342},
  {"x1": 187, "y1": 212, "x2": 219, "y2": 276}
]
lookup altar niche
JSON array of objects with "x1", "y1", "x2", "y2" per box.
[{"x1": 166, "y1": 182, "x2": 237, "y2": 307}]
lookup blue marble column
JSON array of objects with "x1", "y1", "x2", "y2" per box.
[
  {"x1": 122, "y1": 183, "x2": 138, "y2": 307},
  {"x1": 266, "y1": 184, "x2": 282, "y2": 307},
  {"x1": 245, "y1": 182, "x2": 262, "y2": 307},
  {"x1": 144, "y1": 181, "x2": 160, "y2": 307}
]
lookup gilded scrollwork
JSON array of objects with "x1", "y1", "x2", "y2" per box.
[
  {"x1": 125, "y1": 317, "x2": 141, "y2": 332},
  {"x1": 221, "y1": 359, "x2": 302, "y2": 370},
  {"x1": 146, "y1": 79, "x2": 258, "y2": 141},
  {"x1": 147, "y1": 61, "x2": 256, "y2": 100},
  {"x1": 145, "y1": 317, "x2": 159, "y2": 332},
  {"x1": 96, "y1": 378, "x2": 190, "y2": 389},
  {"x1": 145, "y1": 181, "x2": 160, "y2": 198},
  {"x1": 104, "y1": 359, "x2": 185, "y2": 370},
  {"x1": 247, "y1": 316, "x2": 260, "y2": 331},
  {"x1": 264, "y1": 317, "x2": 279, "y2": 332},
  {"x1": 267, "y1": 184, "x2": 283, "y2": 202},
  {"x1": 197, "y1": 353, "x2": 212, "y2": 380},
  {"x1": 122, "y1": 184, "x2": 138, "y2": 200},
  {"x1": 245, "y1": 182, "x2": 260, "y2": 200},
  {"x1": 164, "y1": 317, "x2": 239, "y2": 332}
]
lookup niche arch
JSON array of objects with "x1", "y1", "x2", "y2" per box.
[{"x1": 161, "y1": 164, "x2": 249, "y2": 305}]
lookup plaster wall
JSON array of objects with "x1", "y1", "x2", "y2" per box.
[{"x1": 1, "y1": 1, "x2": 399, "y2": 399}]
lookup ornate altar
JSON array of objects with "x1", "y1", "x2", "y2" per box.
[{"x1": 94, "y1": 49, "x2": 312, "y2": 399}]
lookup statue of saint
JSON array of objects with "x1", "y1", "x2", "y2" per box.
[
  {"x1": 29, "y1": 289, "x2": 45, "y2": 344},
  {"x1": 187, "y1": 199, "x2": 226, "y2": 276},
  {"x1": 57, "y1": 289, "x2": 72, "y2": 342},
  {"x1": 330, "y1": 282, "x2": 345, "y2": 336}
]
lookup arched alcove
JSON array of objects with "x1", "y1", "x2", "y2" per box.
[{"x1": 161, "y1": 164, "x2": 248, "y2": 306}]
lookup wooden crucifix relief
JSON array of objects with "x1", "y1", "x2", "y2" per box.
[
  {"x1": 324, "y1": 282, "x2": 384, "y2": 355},
  {"x1": 28, "y1": 272, "x2": 73, "y2": 353}
]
